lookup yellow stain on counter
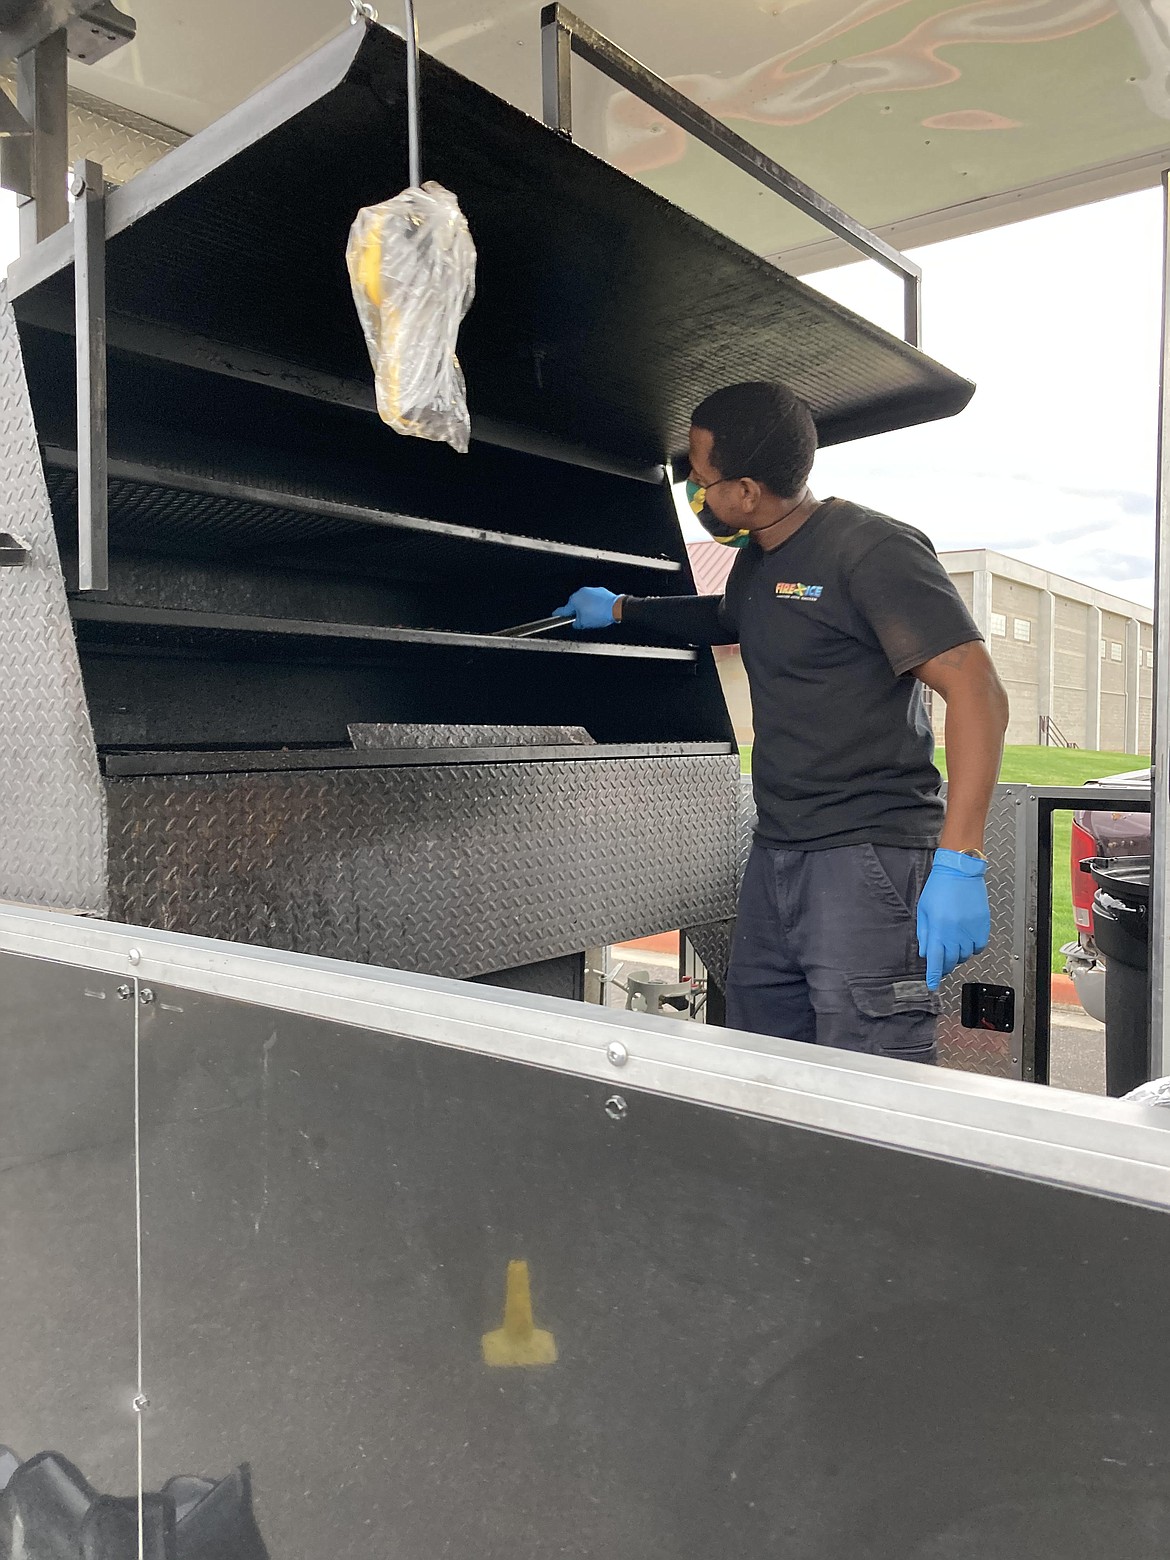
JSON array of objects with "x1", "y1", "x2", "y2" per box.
[{"x1": 482, "y1": 1260, "x2": 558, "y2": 1368}]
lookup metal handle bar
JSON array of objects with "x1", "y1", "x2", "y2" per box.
[{"x1": 539, "y1": 4, "x2": 922, "y2": 347}]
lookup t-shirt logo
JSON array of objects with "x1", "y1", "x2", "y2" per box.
[{"x1": 775, "y1": 582, "x2": 824, "y2": 601}]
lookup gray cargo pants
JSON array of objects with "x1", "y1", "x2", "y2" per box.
[{"x1": 725, "y1": 842, "x2": 940, "y2": 1064}]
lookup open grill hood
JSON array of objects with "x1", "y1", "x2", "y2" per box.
[{"x1": 9, "y1": 21, "x2": 973, "y2": 473}]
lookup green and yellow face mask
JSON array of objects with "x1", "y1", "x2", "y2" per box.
[{"x1": 686, "y1": 478, "x2": 750, "y2": 548}]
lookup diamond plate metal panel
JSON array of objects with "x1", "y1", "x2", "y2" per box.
[
  {"x1": 472, "y1": 953, "x2": 586, "y2": 1000},
  {"x1": 681, "y1": 776, "x2": 754, "y2": 999},
  {"x1": 349, "y1": 724, "x2": 595, "y2": 749},
  {"x1": 684, "y1": 781, "x2": 1025, "y2": 1079},
  {"x1": 105, "y1": 755, "x2": 739, "y2": 979},
  {"x1": 0, "y1": 283, "x2": 106, "y2": 911},
  {"x1": 0, "y1": 72, "x2": 185, "y2": 186},
  {"x1": 936, "y1": 785, "x2": 1024, "y2": 1078},
  {"x1": 67, "y1": 91, "x2": 183, "y2": 184}
]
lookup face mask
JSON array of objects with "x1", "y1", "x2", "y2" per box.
[{"x1": 686, "y1": 478, "x2": 750, "y2": 548}]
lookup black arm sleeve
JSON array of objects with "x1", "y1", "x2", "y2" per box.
[{"x1": 621, "y1": 594, "x2": 737, "y2": 645}]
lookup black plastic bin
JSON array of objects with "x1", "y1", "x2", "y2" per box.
[{"x1": 1089, "y1": 857, "x2": 1151, "y2": 1097}]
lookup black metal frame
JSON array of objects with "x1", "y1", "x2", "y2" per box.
[
  {"x1": 539, "y1": 3, "x2": 924, "y2": 348},
  {"x1": 1025, "y1": 786, "x2": 1151, "y2": 1086}
]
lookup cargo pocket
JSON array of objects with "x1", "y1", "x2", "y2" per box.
[{"x1": 849, "y1": 976, "x2": 940, "y2": 1065}]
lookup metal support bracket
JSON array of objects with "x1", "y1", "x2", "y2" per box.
[
  {"x1": 0, "y1": 84, "x2": 32, "y2": 142},
  {"x1": 0, "y1": 1, "x2": 135, "y2": 66},
  {"x1": 539, "y1": 3, "x2": 923, "y2": 348},
  {"x1": 2, "y1": 28, "x2": 68, "y2": 241},
  {"x1": 0, "y1": 531, "x2": 29, "y2": 565},
  {"x1": 72, "y1": 157, "x2": 107, "y2": 593}
]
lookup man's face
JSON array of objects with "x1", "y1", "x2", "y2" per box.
[{"x1": 687, "y1": 424, "x2": 761, "y2": 531}]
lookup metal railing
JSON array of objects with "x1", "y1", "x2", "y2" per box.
[
  {"x1": 1039, "y1": 716, "x2": 1078, "y2": 749},
  {"x1": 539, "y1": 4, "x2": 923, "y2": 348}
]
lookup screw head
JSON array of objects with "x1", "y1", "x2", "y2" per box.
[
  {"x1": 116, "y1": 984, "x2": 132, "y2": 1000},
  {"x1": 139, "y1": 988, "x2": 155, "y2": 1005},
  {"x1": 128, "y1": 949, "x2": 141, "y2": 966},
  {"x1": 132, "y1": 1393, "x2": 149, "y2": 1413},
  {"x1": 606, "y1": 1040, "x2": 629, "y2": 1069},
  {"x1": 70, "y1": 173, "x2": 86, "y2": 198},
  {"x1": 605, "y1": 1094, "x2": 629, "y2": 1123}
]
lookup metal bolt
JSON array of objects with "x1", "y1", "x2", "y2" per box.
[
  {"x1": 128, "y1": 948, "x2": 141, "y2": 966},
  {"x1": 70, "y1": 172, "x2": 86, "y2": 198},
  {"x1": 606, "y1": 1040, "x2": 629, "y2": 1069},
  {"x1": 132, "y1": 1394, "x2": 149, "y2": 1413},
  {"x1": 139, "y1": 988, "x2": 155, "y2": 1005},
  {"x1": 116, "y1": 984, "x2": 132, "y2": 1000},
  {"x1": 605, "y1": 1094, "x2": 628, "y2": 1123}
]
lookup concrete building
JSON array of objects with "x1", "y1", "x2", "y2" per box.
[
  {"x1": 686, "y1": 542, "x2": 1153, "y2": 754},
  {"x1": 940, "y1": 550, "x2": 1152, "y2": 752}
]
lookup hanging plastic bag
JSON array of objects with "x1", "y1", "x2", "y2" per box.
[{"x1": 347, "y1": 181, "x2": 477, "y2": 455}]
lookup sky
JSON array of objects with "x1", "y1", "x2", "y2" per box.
[
  {"x1": 1, "y1": 185, "x2": 1162, "y2": 607},
  {"x1": 806, "y1": 189, "x2": 1164, "y2": 609}
]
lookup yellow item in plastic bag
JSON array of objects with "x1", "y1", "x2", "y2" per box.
[{"x1": 347, "y1": 181, "x2": 477, "y2": 454}]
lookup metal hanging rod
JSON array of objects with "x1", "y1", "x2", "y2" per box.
[{"x1": 352, "y1": 0, "x2": 421, "y2": 188}]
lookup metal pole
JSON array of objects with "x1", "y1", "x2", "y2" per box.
[
  {"x1": 352, "y1": 0, "x2": 421, "y2": 185},
  {"x1": 402, "y1": 0, "x2": 421, "y2": 187},
  {"x1": 1149, "y1": 170, "x2": 1170, "y2": 1075},
  {"x1": 540, "y1": 5, "x2": 572, "y2": 138},
  {"x1": 72, "y1": 158, "x2": 108, "y2": 594},
  {"x1": 903, "y1": 270, "x2": 922, "y2": 352},
  {"x1": 13, "y1": 28, "x2": 68, "y2": 250}
]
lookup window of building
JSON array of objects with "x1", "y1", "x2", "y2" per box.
[
  {"x1": 990, "y1": 612, "x2": 1007, "y2": 637},
  {"x1": 1110, "y1": 642, "x2": 1123, "y2": 662},
  {"x1": 1013, "y1": 618, "x2": 1031, "y2": 643}
]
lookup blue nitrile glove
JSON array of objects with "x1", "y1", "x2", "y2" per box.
[
  {"x1": 554, "y1": 586, "x2": 621, "y2": 631},
  {"x1": 916, "y1": 848, "x2": 991, "y2": 991}
]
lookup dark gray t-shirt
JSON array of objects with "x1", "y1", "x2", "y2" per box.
[{"x1": 623, "y1": 499, "x2": 981, "y2": 849}]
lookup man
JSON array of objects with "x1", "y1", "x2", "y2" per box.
[{"x1": 555, "y1": 381, "x2": 1009, "y2": 1064}]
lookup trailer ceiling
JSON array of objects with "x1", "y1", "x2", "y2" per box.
[{"x1": 56, "y1": 0, "x2": 1170, "y2": 270}]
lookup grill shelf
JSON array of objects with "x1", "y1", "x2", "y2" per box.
[
  {"x1": 70, "y1": 601, "x2": 698, "y2": 663},
  {"x1": 43, "y1": 450, "x2": 682, "y2": 576}
]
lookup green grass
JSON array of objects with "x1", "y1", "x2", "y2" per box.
[{"x1": 739, "y1": 744, "x2": 1148, "y2": 972}]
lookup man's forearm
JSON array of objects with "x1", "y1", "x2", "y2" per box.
[
  {"x1": 619, "y1": 594, "x2": 735, "y2": 645},
  {"x1": 938, "y1": 683, "x2": 1010, "y2": 851}
]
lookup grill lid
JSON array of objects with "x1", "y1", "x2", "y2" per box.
[{"x1": 10, "y1": 23, "x2": 973, "y2": 473}]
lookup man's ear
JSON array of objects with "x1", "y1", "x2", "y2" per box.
[{"x1": 739, "y1": 478, "x2": 763, "y2": 513}]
